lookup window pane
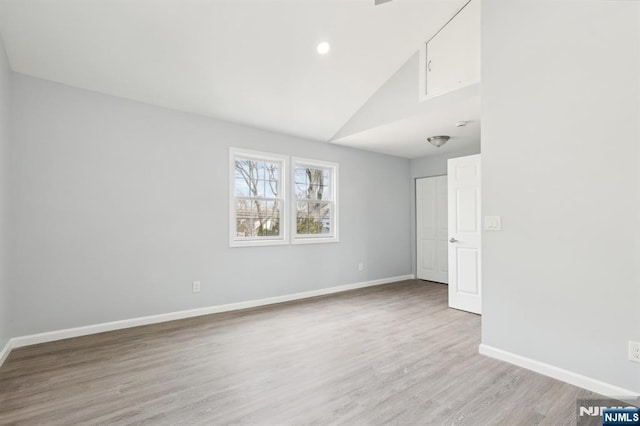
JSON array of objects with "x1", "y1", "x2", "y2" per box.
[
  {"x1": 235, "y1": 159, "x2": 258, "y2": 182},
  {"x1": 294, "y1": 183, "x2": 307, "y2": 200},
  {"x1": 295, "y1": 201, "x2": 331, "y2": 235},
  {"x1": 296, "y1": 201, "x2": 308, "y2": 215},
  {"x1": 307, "y1": 167, "x2": 325, "y2": 200},
  {"x1": 296, "y1": 201, "x2": 308, "y2": 234},
  {"x1": 234, "y1": 178, "x2": 250, "y2": 196},
  {"x1": 318, "y1": 204, "x2": 331, "y2": 234},
  {"x1": 255, "y1": 217, "x2": 277, "y2": 236},
  {"x1": 315, "y1": 185, "x2": 327, "y2": 201},
  {"x1": 321, "y1": 184, "x2": 331, "y2": 200},
  {"x1": 265, "y1": 179, "x2": 278, "y2": 198},
  {"x1": 296, "y1": 217, "x2": 309, "y2": 235},
  {"x1": 260, "y1": 219, "x2": 280, "y2": 236},
  {"x1": 236, "y1": 218, "x2": 253, "y2": 237},
  {"x1": 294, "y1": 166, "x2": 332, "y2": 201},
  {"x1": 236, "y1": 199, "x2": 251, "y2": 219},
  {"x1": 264, "y1": 200, "x2": 281, "y2": 230},
  {"x1": 308, "y1": 202, "x2": 330, "y2": 234},
  {"x1": 263, "y1": 161, "x2": 279, "y2": 181},
  {"x1": 237, "y1": 199, "x2": 275, "y2": 238},
  {"x1": 294, "y1": 168, "x2": 308, "y2": 185},
  {"x1": 260, "y1": 199, "x2": 280, "y2": 237},
  {"x1": 254, "y1": 179, "x2": 266, "y2": 198},
  {"x1": 253, "y1": 200, "x2": 280, "y2": 237},
  {"x1": 256, "y1": 162, "x2": 266, "y2": 181},
  {"x1": 236, "y1": 199, "x2": 254, "y2": 237},
  {"x1": 235, "y1": 158, "x2": 283, "y2": 199}
]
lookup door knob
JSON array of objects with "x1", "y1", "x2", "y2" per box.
[{"x1": 449, "y1": 237, "x2": 459, "y2": 243}]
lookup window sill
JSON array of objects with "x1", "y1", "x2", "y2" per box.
[
  {"x1": 291, "y1": 236, "x2": 339, "y2": 245},
  {"x1": 229, "y1": 238, "x2": 289, "y2": 248}
]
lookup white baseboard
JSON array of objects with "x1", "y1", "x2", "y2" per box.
[
  {"x1": 0, "y1": 338, "x2": 12, "y2": 366},
  {"x1": 479, "y1": 344, "x2": 639, "y2": 401},
  {"x1": 2, "y1": 274, "x2": 414, "y2": 365}
]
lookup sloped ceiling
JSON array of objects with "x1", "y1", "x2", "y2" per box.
[
  {"x1": 331, "y1": 52, "x2": 481, "y2": 158},
  {"x1": 0, "y1": 0, "x2": 467, "y2": 144}
]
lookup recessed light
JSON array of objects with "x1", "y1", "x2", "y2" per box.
[{"x1": 317, "y1": 42, "x2": 331, "y2": 55}]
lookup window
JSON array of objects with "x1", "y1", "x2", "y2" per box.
[
  {"x1": 229, "y1": 148, "x2": 288, "y2": 247},
  {"x1": 229, "y1": 149, "x2": 338, "y2": 247},
  {"x1": 292, "y1": 158, "x2": 338, "y2": 244}
]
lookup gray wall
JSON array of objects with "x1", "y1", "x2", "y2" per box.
[
  {"x1": 409, "y1": 146, "x2": 480, "y2": 277},
  {"x1": 0, "y1": 37, "x2": 10, "y2": 349},
  {"x1": 482, "y1": 0, "x2": 640, "y2": 393},
  {"x1": 7, "y1": 74, "x2": 412, "y2": 337}
]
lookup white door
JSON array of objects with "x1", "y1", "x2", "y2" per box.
[
  {"x1": 448, "y1": 154, "x2": 481, "y2": 314},
  {"x1": 416, "y1": 176, "x2": 448, "y2": 283}
]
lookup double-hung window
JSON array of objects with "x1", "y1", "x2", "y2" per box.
[
  {"x1": 229, "y1": 148, "x2": 288, "y2": 247},
  {"x1": 292, "y1": 158, "x2": 338, "y2": 244},
  {"x1": 229, "y1": 149, "x2": 338, "y2": 247}
]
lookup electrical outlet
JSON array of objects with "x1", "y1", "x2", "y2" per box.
[
  {"x1": 358, "y1": 262, "x2": 364, "y2": 272},
  {"x1": 629, "y1": 341, "x2": 640, "y2": 363},
  {"x1": 192, "y1": 281, "x2": 201, "y2": 293}
]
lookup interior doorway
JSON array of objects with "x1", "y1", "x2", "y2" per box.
[{"x1": 415, "y1": 175, "x2": 448, "y2": 283}]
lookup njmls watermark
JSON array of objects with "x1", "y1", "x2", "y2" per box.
[{"x1": 577, "y1": 398, "x2": 640, "y2": 426}]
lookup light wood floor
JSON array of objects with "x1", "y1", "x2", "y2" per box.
[{"x1": 0, "y1": 280, "x2": 597, "y2": 425}]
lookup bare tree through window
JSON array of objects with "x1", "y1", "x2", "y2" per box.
[
  {"x1": 294, "y1": 165, "x2": 332, "y2": 235},
  {"x1": 230, "y1": 150, "x2": 337, "y2": 245},
  {"x1": 234, "y1": 158, "x2": 281, "y2": 238}
]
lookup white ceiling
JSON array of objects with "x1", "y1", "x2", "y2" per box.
[
  {"x1": 0, "y1": 0, "x2": 472, "y2": 154},
  {"x1": 332, "y1": 108, "x2": 481, "y2": 158},
  {"x1": 332, "y1": 83, "x2": 481, "y2": 158}
]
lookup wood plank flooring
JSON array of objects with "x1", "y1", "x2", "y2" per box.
[{"x1": 0, "y1": 280, "x2": 598, "y2": 425}]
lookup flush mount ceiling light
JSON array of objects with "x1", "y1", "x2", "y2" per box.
[
  {"x1": 427, "y1": 135, "x2": 450, "y2": 148},
  {"x1": 316, "y1": 42, "x2": 331, "y2": 55}
]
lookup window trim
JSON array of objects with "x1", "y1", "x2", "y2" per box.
[
  {"x1": 229, "y1": 147, "x2": 289, "y2": 248},
  {"x1": 291, "y1": 157, "x2": 339, "y2": 245}
]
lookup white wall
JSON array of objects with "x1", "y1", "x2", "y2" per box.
[
  {"x1": 7, "y1": 74, "x2": 412, "y2": 337},
  {"x1": 0, "y1": 37, "x2": 10, "y2": 350},
  {"x1": 482, "y1": 0, "x2": 640, "y2": 393},
  {"x1": 637, "y1": 5, "x2": 640, "y2": 350}
]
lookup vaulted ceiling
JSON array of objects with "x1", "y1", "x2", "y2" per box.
[{"x1": 0, "y1": 0, "x2": 473, "y2": 155}]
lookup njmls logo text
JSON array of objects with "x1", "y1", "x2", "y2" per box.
[
  {"x1": 602, "y1": 408, "x2": 640, "y2": 426},
  {"x1": 577, "y1": 398, "x2": 640, "y2": 426},
  {"x1": 579, "y1": 406, "x2": 638, "y2": 417}
]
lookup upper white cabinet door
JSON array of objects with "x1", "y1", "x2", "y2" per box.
[{"x1": 421, "y1": 0, "x2": 480, "y2": 100}]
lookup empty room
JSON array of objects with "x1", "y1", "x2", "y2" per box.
[{"x1": 0, "y1": 0, "x2": 639, "y2": 424}]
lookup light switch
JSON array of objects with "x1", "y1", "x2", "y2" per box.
[{"x1": 484, "y1": 216, "x2": 502, "y2": 231}]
